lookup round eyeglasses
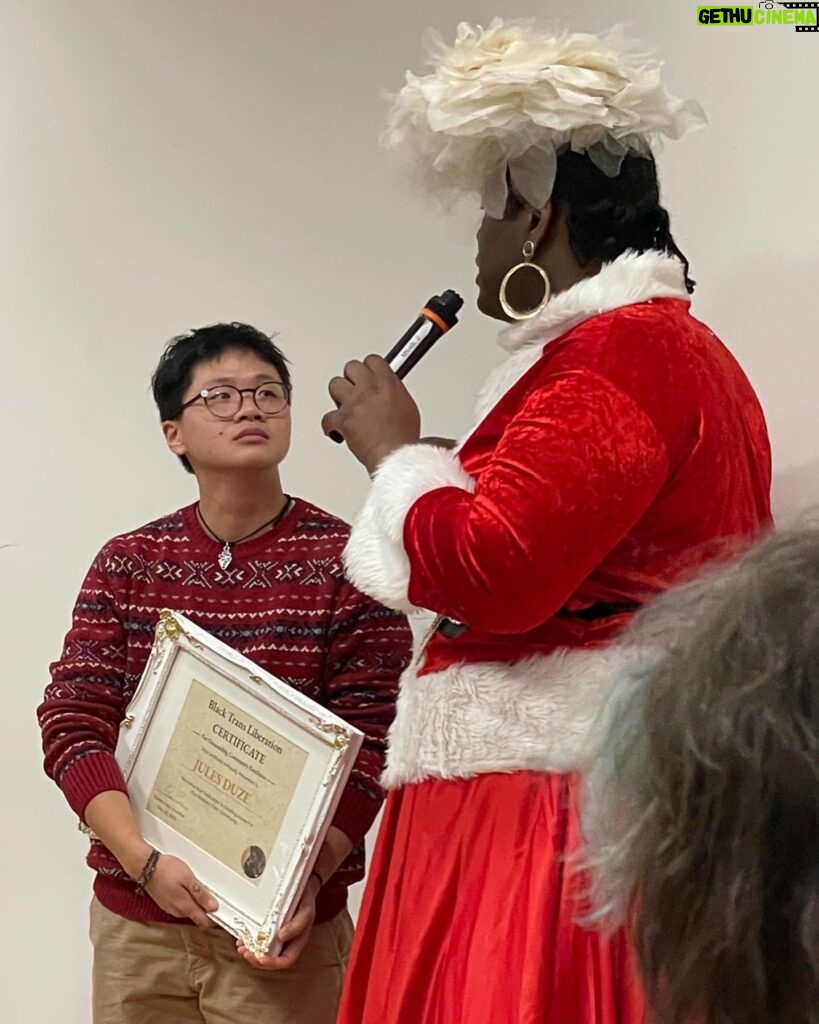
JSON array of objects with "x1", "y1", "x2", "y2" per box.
[{"x1": 179, "y1": 381, "x2": 291, "y2": 419}]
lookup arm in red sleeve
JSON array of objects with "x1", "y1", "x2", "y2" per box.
[
  {"x1": 321, "y1": 582, "x2": 411, "y2": 846},
  {"x1": 404, "y1": 368, "x2": 668, "y2": 633},
  {"x1": 37, "y1": 545, "x2": 130, "y2": 820}
]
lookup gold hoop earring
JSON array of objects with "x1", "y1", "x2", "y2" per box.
[{"x1": 499, "y1": 240, "x2": 551, "y2": 321}]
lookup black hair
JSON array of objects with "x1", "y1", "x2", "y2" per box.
[
  {"x1": 508, "y1": 149, "x2": 695, "y2": 294},
  {"x1": 151, "y1": 322, "x2": 291, "y2": 473}
]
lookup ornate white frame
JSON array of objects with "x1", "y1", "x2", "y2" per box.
[{"x1": 115, "y1": 609, "x2": 362, "y2": 956}]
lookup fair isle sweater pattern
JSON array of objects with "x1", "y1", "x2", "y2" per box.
[{"x1": 38, "y1": 498, "x2": 411, "y2": 925}]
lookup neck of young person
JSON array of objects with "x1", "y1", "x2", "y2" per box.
[{"x1": 195, "y1": 467, "x2": 290, "y2": 543}]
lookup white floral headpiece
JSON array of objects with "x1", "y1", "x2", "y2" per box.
[{"x1": 382, "y1": 19, "x2": 706, "y2": 218}]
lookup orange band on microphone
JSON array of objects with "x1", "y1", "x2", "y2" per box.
[{"x1": 422, "y1": 308, "x2": 451, "y2": 333}]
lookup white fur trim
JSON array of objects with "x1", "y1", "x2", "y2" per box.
[
  {"x1": 343, "y1": 444, "x2": 475, "y2": 613},
  {"x1": 382, "y1": 645, "x2": 639, "y2": 787},
  {"x1": 464, "y1": 249, "x2": 689, "y2": 439}
]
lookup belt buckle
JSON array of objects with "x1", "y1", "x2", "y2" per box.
[{"x1": 436, "y1": 616, "x2": 467, "y2": 639}]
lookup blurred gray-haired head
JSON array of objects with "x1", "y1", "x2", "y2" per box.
[{"x1": 583, "y1": 526, "x2": 819, "y2": 1024}]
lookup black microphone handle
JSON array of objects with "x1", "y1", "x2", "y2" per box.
[
  {"x1": 385, "y1": 315, "x2": 446, "y2": 379},
  {"x1": 328, "y1": 314, "x2": 443, "y2": 444},
  {"x1": 329, "y1": 290, "x2": 462, "y2": 444}
]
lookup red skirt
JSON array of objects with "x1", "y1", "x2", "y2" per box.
[{"x1": 338, "y1": 771, "x2": 646, "y2": 1024}]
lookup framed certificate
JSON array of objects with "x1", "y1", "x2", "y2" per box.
[{"x1": 115, "y1": 609, "x2": 363, "y2": 957}]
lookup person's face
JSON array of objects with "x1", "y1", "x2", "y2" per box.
[
  {"x1": 475, "y1": 199, "x2": 553, "y2": 322},
  {"x1": 163, "y1": 348, "x2": 292, "y2": 475}
]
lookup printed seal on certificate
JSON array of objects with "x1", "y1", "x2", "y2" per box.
[{"x1": 114, "y1": 609, "x2": 363, "y2": 957}]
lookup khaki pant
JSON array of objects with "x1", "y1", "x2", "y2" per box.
[{"x1": 90, "y1": 897, "x2": 353, "y2": 1024}]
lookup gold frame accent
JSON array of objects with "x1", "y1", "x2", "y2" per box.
[
  {"x1": 313, "y1": 720, "x2": 351, "y2": 752},
  {"x1": 157, "y1": 609, "x2": 182, "y2": 641}
]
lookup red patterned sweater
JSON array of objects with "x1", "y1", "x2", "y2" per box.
[{"x1": 38, "y1": 498, "x2": 412, "y2": 925}]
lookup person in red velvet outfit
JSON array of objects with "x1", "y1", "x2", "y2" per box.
[{"x1": 322, "y1": 20, "x2": 773, "y2": 1024}]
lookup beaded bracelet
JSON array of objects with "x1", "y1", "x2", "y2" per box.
[{"x1": 135, "y1": 848, "x2": 161, "y2": 894}]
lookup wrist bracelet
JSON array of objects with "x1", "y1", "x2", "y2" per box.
[{"x1": 135, "y1": 848, "x2": 161, "y2": 894}]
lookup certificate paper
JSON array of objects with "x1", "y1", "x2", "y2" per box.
[
  {"x1": 146, "y1": 679, "x2": 308, "y2": 883},
  {"x1": 115, "y1": 610, "x2": 363, "y2": 956}
]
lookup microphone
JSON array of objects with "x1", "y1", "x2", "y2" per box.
[
  {"x1": 329, "y1": 289, "x2": 464, "y2": 443},
  {"x1": 384, "y1": 289, "x2": 464, "y2": 378}
]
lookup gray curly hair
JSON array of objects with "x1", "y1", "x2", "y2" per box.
[{"x1": 583, "y1": 527, "x2": 819, "y2": 1024}]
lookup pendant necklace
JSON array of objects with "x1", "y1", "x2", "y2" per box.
[{"x1": 196, "y1": 497, "x2": 292, "y2": 570}]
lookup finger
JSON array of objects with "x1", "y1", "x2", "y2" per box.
[
  {"x1": 277, "y1": 905, "x2": 312, "y2": 944},
  {"x1": 187, "y1": 878, "x2": 218, "y2": 913},
  {"x1": 328, "y1": 375, "x2": 354, "y2": 406},
  {"x1": 273, "y1": 927, "x2": 311, "y2": 969},
  {"x1": 342, "y1": 359, "x2": 369, "y2": 383},
  {"x1": 236, "y1": 944, "x2": 261, "y2": 964},
  {"x1": 363, "y1": 353, "x2": 393, "y2": 375},
  {"x1": 238, "y1": 946, "x2": 288, "y2": 971},
  {"x1": 321, "y1": 409, "x2": 344, "y2": 441},
  {"x1": 186, "y1": 902, "x2": 215, "y2": 928}
]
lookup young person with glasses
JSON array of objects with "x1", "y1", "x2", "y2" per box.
[{"x1": 38, "y1": 322, "x2": 412, "y2": 1024}]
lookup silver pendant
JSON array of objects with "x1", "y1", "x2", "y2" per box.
[{"x1": 218, "y1": 543, "x2": 233, "y2": 570}]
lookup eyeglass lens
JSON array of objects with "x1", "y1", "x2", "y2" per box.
[{"x1": 203, "y1": 383, "x2": 288, "y2": 418}]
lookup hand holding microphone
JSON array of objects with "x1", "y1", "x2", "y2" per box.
[{"x1": 322, "y1": 290, "x2": 463, "y2": 474}]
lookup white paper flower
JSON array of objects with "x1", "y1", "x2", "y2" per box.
[{"x1": 382, "y1": 20, "x2": 706, "y2": 217}]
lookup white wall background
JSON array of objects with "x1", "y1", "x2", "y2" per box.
[{"x1": 0, "y1": 1, "x2": 816, "y2": 1021}]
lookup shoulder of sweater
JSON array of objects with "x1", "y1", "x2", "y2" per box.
[
  {"x1": 288, "y1": 497, "x2": 351, "y2": 539},
  {"x1": 97, "y1": 506, "x2": 190, "y2": 552}
]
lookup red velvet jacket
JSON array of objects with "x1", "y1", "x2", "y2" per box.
[{"x1": 344, "y1": 251, "x2": 772, "y2": 787}]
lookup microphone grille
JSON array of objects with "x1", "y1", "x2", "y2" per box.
[{"x1": 439, "y1": 289, "x2": 464, "y2": 315}]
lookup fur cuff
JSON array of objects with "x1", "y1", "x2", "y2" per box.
[
  {"x1": 382, "y1": 645, "x2": 640, "y2": 787},
  {"x1": 343, "y1": 444, "x2": 475, "y2": 612}
]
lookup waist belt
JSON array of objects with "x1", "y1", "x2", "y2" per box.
[{"x1": 435, "y1": 601, "x2": 641, "y2": 639}]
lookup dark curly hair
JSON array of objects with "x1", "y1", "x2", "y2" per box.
[{"x1": 508, "y1": 149, "x2": 695, "y2": 293}]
